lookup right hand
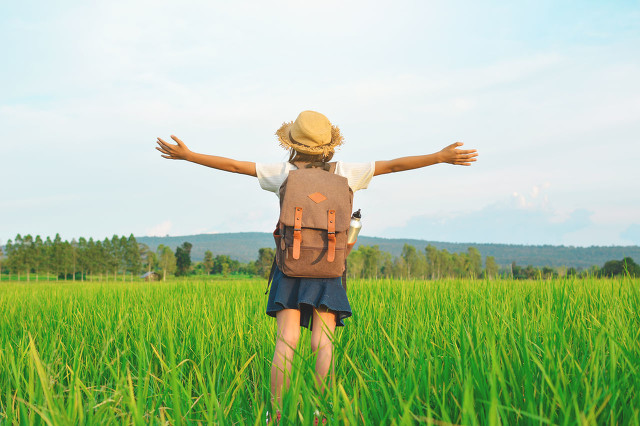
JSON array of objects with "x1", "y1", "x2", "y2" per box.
[
  {"x1": 156, "y1": 135, "x2": 192, "y2": 160},
  {"x1": 438, "y1": 142, "x2": 478, "y2": 166}
]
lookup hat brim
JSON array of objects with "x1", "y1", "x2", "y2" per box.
[{"x1": 275, "y1": 121, "x2": 344, "y2": 156}]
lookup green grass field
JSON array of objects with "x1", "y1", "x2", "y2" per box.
[{"x1": 1, "y1": 277, "x2": 639, "y2": 425}]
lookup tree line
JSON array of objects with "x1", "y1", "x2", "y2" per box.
[
  {"x1": 344, "y1": 244, "x2": 639, "y2": 280},
  {"x1": 0, "y1": 234, "x2": 194, "y2": 281},
  {"x1": 251, "y1": 244, "x2": 639, "y2": 280},
  {"x1": 1, "y1": 233, "x2": 637, "y2": 281},
  {"x1": 195, "y1": 244, "x2": 639, "y2": 280},
  {"x1": 0, "y1": 234, "x2": 280, "y2": 281}
]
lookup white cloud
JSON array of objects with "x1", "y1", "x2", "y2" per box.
[
  {"x1": 381, "y1": 204, "x2": 599, "y2": 246},
  {"x1": 531, "y1": 186, "x2": 540, "y2": 198},
  {"x1": 510, "y1": 184, "x2": 551, "y2": 210},
  {"x1": 192, "y1": 228, "x2": 219, "y2": 235},
  {"x1": 146, "y1": 220, "x2": 172, "y2": 237},
  {"x1": 380, "y1": 182, "x2": 634, "y2": 246}
]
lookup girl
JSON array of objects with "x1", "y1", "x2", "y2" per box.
[{"x1": 155, "y1": 110, "x2": 478, "y2": 424}]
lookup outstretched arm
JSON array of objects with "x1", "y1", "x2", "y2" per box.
[
  {"x1": 156, "y1": 135, "x2": 257, "y2": 177},
  {"x1": 373, "y1": 142, "x2": 477, "y2": 176}
]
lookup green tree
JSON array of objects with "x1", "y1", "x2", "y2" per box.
[
  {"x1": 359, "y1": 245, "x2": 383, "y2": 279},
  {"x1": 70, "y1": 238, "x2": 79, "y2": 280},
  {"x1": 380, "y1": 256, "x2": 395, "y2": 279},
  {"x1": 604, "y1": 260, "x2": 624, "y2": 277},
  {"x1": 103, "y1": 237, "x2": 118, "y2": 280},
  {"x1": 13, "y1": 234, "x2": 26, "y2": 280},
  {"x1": 4, "y1": 240, "x2": 13, "y2": 279},
  {"x1": 203, "y1": 250, "x2": 214, "y2": 275},
  {"x1": 622, "y1": 257, "x2": 640, "y2": 277},
  {"x1": 5, "y1": 239, "x2": 15, "y2": 279},
  {"x1": 213, "y1": 254, "x2": 234, "y2": 277},
  {"x1": 255, "y1": 248, "x2": 275, "y2": 279},
  {"x1": 157, "y1": 244, "x2": 176, "y2": 280},
  {"x1": 450, "y1": 252, "x2": 464, "y2": 277},
  {"x1": 347, "y1": 248, "x2": 365, "y2": 279},
  {"x1": 86, "y1": 238, "x2": 98, "y2": 280},
  {"x1": 584, "y1": 265, "x2": 601, "y2": 278},
  {"x1": 51, "y1": 234, "x2": 64, "y2": 280},
  {"x1": 467, "y1": 247, "x2": 482, "y2": 278},
  {"x1": 510, "y1": 261, "x2": 520, "y2": 279},
  {"x1": 439, "y1": 249, "x2": 455, "y2": 278},
  {"x1": 61, "y1": 240, "x2": 74, "y2": 279},
  {"x1": 175, "y1": 242, "x2": 193, "y2": 277},
  {"x1": 485, "y1": 256, "x2": 498, "y2": 279},
  {"x1": 32, "y1": 235, "x2": 44, "y2": 281},
  {"x1": 43, "y1": 236, "x2": 53, "y2": 280},
  {"x1": 139, "y1": 243, "x2": 157, "y2": 277},
  {"x1": 125, "y1": 234, "x2": 142, "y2": 279},
  {"x1": 523, "y1": 265, "x2": 538, "y2": 280},
  {"x1": 541, "y1": 266, "x2": 556, "y2": 279},
  {"x1": 0, "y1": 246, "x2": 5, "y2": 281},
  {"x1": 401, "y1": 244, "x2": 419, "y2": 279},
  {"x1": 119, "y1": 236, "x2": 128, "y2": 281},
  {"x1": 239, "y1": 260, "x2": 257, "y2": 277},
  {"x1": 425, "y1": 245, "x2": 439, "y2": 279},
  {"x1": 23, "y1": 234, "x2": 34, "y2": 281},
  {"x1": 77, "y1": 237, "x2": 88, "y2": 281},
  {"x1": 95, "y1": 239, "x2": 108, "y2": 280},
  {"x1": 602, "y1": 257, "x2": 640, "y2": 277}
]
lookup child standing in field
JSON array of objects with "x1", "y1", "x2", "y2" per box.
[{"x1": 155, "y1": 110, "x2": 477, "y2": 424}]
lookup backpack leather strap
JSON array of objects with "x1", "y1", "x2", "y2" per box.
[
  {"x1": 342, "y1": 262, "x2": 347, "y2": 291},
  {"x1": 264, "y1": 258, "x2": 277, "y2": 295},
  {"x1": 327, "y1": 209, "x2": 336, "y2": 262},
  {"x1": 293, "y1": 207, "x2": 303, "y2": 259}
]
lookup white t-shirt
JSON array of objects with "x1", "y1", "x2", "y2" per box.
[{"x1": 256, "y1": 161, "x2": 375, "y2": 196}]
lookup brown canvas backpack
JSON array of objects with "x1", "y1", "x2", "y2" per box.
[{"x1": 265, "y1": 161, "x2": 354, "y2": 291}]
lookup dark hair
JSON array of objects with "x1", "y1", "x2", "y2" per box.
[{"x1": 287, "y1": 148, "x2": 334, "y2": 164}]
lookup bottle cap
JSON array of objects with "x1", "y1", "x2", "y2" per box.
[{"x1": 352, "y1": 209, "x2": 361, "y2": 219}]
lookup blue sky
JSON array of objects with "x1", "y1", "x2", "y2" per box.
[{"x1": 1, "y1": 0, "x2": 639, "y2": 246}]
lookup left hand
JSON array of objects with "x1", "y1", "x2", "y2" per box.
[
  {"x1": 438, "y1": 142, "x2": 478, "y2": 166},
  {"x1": 156, "y1": 135, "x2": 192, "y2": 160}
]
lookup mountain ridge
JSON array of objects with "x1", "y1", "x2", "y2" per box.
[{"x1": 135, "y1": 233, "x2": 640, "y2": 269}]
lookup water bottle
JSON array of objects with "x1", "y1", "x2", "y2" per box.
[{"x1": 347, "y1": 209, "x2": 362, "y2": 244}]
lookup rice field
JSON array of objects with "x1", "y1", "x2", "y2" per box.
[{"x1": 1, "y1": 276, "x2": 639, "y2": 425}]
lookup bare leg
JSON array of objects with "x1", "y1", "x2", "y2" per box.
[
  {"x1": 270, "y1": 308, "x2": 301, "y2": 411},
  {"x1": 310, "y1": 306, "x2": 337, "y2": 395}
]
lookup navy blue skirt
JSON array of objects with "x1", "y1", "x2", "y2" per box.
[{"x1": 266, "y1": 266, "x2": 352, "y2": 330}]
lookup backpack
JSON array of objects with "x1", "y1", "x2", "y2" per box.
[{"x1": 265, "y1": 161, "x2": 354, "y2": 292}]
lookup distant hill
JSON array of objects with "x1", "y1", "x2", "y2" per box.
[
  {"x1": 135, "y1": 233, "x2": 640, "y2": 269},
  {"x1": 137, "y1": 233, "x2": 273, "y2": 264}
]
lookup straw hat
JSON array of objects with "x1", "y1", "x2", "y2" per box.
[{"x1": 275, "y1": 110, "x2": 344, "y2": 157}]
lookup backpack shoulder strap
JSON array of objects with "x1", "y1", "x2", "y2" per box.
[{"x1": 264, "y1": 258, "x2": 277, "y2": 295}]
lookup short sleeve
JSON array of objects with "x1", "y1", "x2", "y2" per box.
[
  {"x1": 255, "y1": 162, "x2": 294, "y2": 194},
  {"x1": 256, "y1": 161, "x2": 375, "y2": 196},
  {"x1": 334, "y1": 161, "x2": 375, "y2": 192}
]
